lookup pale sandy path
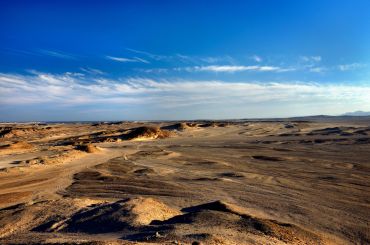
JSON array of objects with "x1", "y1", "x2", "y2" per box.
[{"x1": 0, "y1": 145, "x2": 138, "y2": 208}]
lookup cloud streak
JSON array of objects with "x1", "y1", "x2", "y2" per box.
[
  {"x1": 338, "y1": 63, "x2": 367, "y2": 71},
  {"x1": 309, "y1": 67, "x2": 327, "y2": 73},
  {"x1": 80, "y1": 67, "x2": 105, "y2": 75},
  {"x1": 126, "y1": 48, "x2": 235, "y2": 65},
  {"x1": 181, "y1": 65, "x2": 294, "y2": 73},
  {"x1": 106, "y1": 56, "x2": 149, "y2": 63},
  {"x1": 126, "y1": 48, "x2": 168, "y2": 61},
  {"x1": 300, "y1": 56, "x2": 322, "y2": 63},
  {"x1": 38, "y1": 49, "x2": 77, "y2": 59},
  {"x1": 251, "y1": 55, "x2": 262, "y2": 62}
]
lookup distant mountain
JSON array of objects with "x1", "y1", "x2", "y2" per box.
[{"x1": 342, "y1": 111, "x2": 370, "y2": 116}]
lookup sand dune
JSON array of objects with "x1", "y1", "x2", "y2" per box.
[
  {"x1": 35, "y1": 197, "x2": 181, "y2": 233},
  {"x1": 161, "y1": 122, "x2": 197, "y2": 131},
  {"x1": 122, "y1": 126, "x2": 172, "y2": 140},
  {"x1": 0, "y1": 141, "x2": 35, "y2": 156},
  {"x1": 75, "y1": 144, "x2": 101, "y2": 153}
]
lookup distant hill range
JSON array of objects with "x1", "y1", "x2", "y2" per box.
[{"x1": 342, "y1": 111, "x2": 370, "y2": 116}]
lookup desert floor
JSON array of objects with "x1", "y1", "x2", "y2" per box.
[{"x1": 0, "y1": 119, "x2": 369, "y2": 244}]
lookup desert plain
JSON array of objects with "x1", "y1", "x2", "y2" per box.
[{"x1": 0, "y1": 117, "x2": 369, "y2": 245}]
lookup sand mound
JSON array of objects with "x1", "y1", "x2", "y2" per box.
[
  {"x1": 121, "y1": 197, "x2": 182, "y2": 226},
  {"x1": 0, "y1": 127, "x2": 39, "y2": 139},
  {"x1": 38, "y1": 197, "x2": 181, "y2": 233},
  {"x1": 0, "y1": 199, "x2": 80, "y2": 239},
  {"x1": 0, "y1": 141, "x2": 34, "y2": 155},
  {"x1": 217, "y1": 122, "x2": 230, "y2": 127},
  {"x1": 143, "y1": 200, "x2": 322, "y2": 244},
  {"x1": 162, "y1": 122, "x2": 197, "y2": 131},
  {"x1": 123, "y1": 126, "x2": 171, "y2": 140},
  {"x1": 42, "y1": 150, "x2": 86, "y2": 165},
  {"x1": 181, "y1": 200, "x2": 246, "y2": 215},
  {"x1": 0, "y1": 128, "x2": 19, "y2": 138},
  {"x1": 17, "y1": 149, "x2": 86, "y2": 166},
  {"x1": 1, "y1": 141, "x2": 34, "y2": 150},
  {"x1": 197, "y1": 122, "x2": 230, "y2": 128},
  {"x1": 75, "y1": 144, "x2": 100, "y2": 153},
  {"x1": 199, "y1": 122, "x2": 217, "y2": 128},
  {"x1": 284, "y1": 123, "x2": 295, "y2": 128}
]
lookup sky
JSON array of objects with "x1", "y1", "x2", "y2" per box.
[{"x1": 1, "y1": 0, "x2": 370, "y2": 121}]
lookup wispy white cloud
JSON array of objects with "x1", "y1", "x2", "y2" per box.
[
  {"x1": 80, "y1": 67, "x2": 105, "y2": 75},
  {"x1": 176, "y1": 54, "x2": 235, "y2": 65},
  {"x1": 309, "y1": 67, "x2": 327, "y2": 73},
  {"x1": 181, "y1": 65, "x2": 294, "y2": 73},
  {"x1": 307, "y1": 62, "x2": 367, "y2": 73},
  {"x1": 138, "y1": 65, "x2": 296, "y2": 74},
  {"x1": 38, "y1": 49, "x2": 77, "y2": 59},
  {"x1": 133, "y1": 57, "x2": 150, "y2": 64},
  {"x1": 138, "y1": 68, "x2": 169, "y2": 73},
  {"x1": 300, "y1": 56, "x2": 322, "y2": 63},
  {"x1": 199, "y1": 56, "x2": 225, "y2": 63},
  {"x1": 126, "y1": 48, "x2": 235, "y2": 65},
  {"x1": 126, "y1": 48, "x2": 169, "y2": 61},
  {"x1": 106, "y1": 55, "x2": 149, "y2": 63},
  {"x1": 338, "y1": 63, "x2": 367, "y2": 71},
  {"x1": 106, "y1": 56, "x2": 136, "y2": 62},
  {"x1": 175, "y1": 54, "x2": 194, "y2": 63},
  {"x1": 251, "y1": 55, "x2": 262, "y2": 63}
]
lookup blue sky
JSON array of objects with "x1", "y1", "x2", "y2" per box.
[{"x1": 1, "y1": 0, "x2": 370, "y2": 121}]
